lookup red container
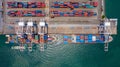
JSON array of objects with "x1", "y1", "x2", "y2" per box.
[
  {"x1": 42, "y1": 3, "x2": 45, "y2": 8},
  {"x1": 16, "y1": 11, "x2": 21, "y2": 16},
  {"x1": 36, "y1": 13, "x2": 42, "y2": 17},
  {"x1": 78, "y1": 14, "x2": 82, "y2": 16},
  {"x1": 93, "y1": 2, "x2": 98, "y2": 7},
  {"x1": 18, "y1": 4, "x2": 22, "y2": 8},
  {"x1": 78, "y1": 10, "x2": 82, "y2": 12},
  {"x1": 55, "y1": 14, "x2": 60, "y2": 17},
  {"x1": 84, "y1": 12, "x2": 88, "y2": 17},
  {"x1": 64, "y1": 14, "x2": 68, "y2": 17},
  {"x1": 90, "y1": 12, "x2": 94, "y2": 16},
  {"x1": 41, "y1": 14, "x2": 45, "y2": 16},
  {"x1": 75, "y1": 12, "x2": 79, "y2": 15},
  {"x1": 28, "y1": 2, "x2": 32, "y2": 4},
  {"x1": 80, "y1": 36, "x2": 84, "y2": 39}
]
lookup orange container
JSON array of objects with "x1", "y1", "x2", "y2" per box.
[
  {"x1": 84, "y1": 12, "x2": 88, "y2": 17},
  {"x1": 40, "y1": 37, "x2": 44, "y2": 43},
  {"x1": 68, "y1": 39, "x2": 72, "y2": 43}
]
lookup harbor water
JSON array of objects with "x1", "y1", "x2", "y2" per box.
[{"x1": 0, "y1": 0, "x2": 120, "y2": 67}]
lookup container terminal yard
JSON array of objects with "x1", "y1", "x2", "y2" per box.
[{"x1": 0, "y1": 0, "x2": 118, "y2": 51}]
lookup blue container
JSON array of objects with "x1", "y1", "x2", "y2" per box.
[
  {"x1": 60, "y1": 1, "x2": 64, "y2": 4},
  {"x1": 76, "y1": 39, "x2": 80, "y2": 43},
  {"x1": 44, "y1": 35, "x2": 48, "y2": 40},
  {"x1": 54, "y1": 6, "x2": 60, "y2": 8},
  {"x1": 96, "y1": 40, "x2": 104, "y2": 43},
  {"x1": 88, "y1": 39, "x2": 92, "y2": 43},
  {"x1": 25, "y1": 14, "x2": 32, "y2": 16},
  {"x1": 100, "y1": 35, "x2": 105, "y2": 41},
  {"x1": 9, "y1": 34, "x2": 12, "y2": 37},
  {"x1": 31, "y1": 4, "x2": 36, "y2": 8},
  {"x1": 96, "y1": 40, "x2": 99, "y2": 43},
  {"x1": 89, "y1": 6, "x2": 94, "y2": 8},
  {"x1": 26, "y1": 39, "x2": 30, "y2": 43},
  {"x1": 74, "y1": 6, "x2": 79, "y2": 8},
  {"x1": 51, "y1": 6, "x2": 55, "y2": 8},
  {"x1": 100, "y1": 34, "x2": 104, "y2": 37},
  {"x1": 23, "y1": 2, "x2": 28, "y2": 8},
  {"x1": 80, "y1": 40, "x2": 84, "y2": 43},
  {"x1": 88, "y1": 34, "x2": 92, "y2": 36},
  {"x1": 73, "y1": 10, "x2": 77, "y2": 13},
  {"x1": 8, "y1": 26, "x2": 14, "y2": 29},
  {"x1": 54, "y1": 2, "x2": 59, "y2": 4},
  {"x1": 88, "y1": 12, "x2": 91, "y2": 16},
  {"x1": 23, "y1": 34, "x2": 27, "y2": 39},
  {"x1": 15, "y1": 2, "x2": 18, "y2": 8},
  {"x1": 76, "y1": 36, "x2": 80, "y2": 39},
  {"x1": 85, "y1": 4, "x2": 90, "y2": 6},
  {"x1": 69, "y1": 14, "x2": 74, "y2": 16},
  {"x1": 73, "y1": 4, "x2": 79, "y2": 8},
  {"x1": 88, "y1": 34, "x2": 92, "y2": 39},
  {"x1": 64, "y1": 35, "x2": 68, "y2": 39},
  {"x1": 64, "y1": 41, "x2": 68, "y2": 44},
  {"x1": 48, "y1": 40, "x2": 52, "y2": 42},
  {"x1": 79, "y1": 3, "x2": 83, "y2": 7},
  {"x1": 94, "y1": 12, "x2": 97, "y2": 16},
  {"x1": 10, "y1": 40, "x2": 14, "y2": 43},
  {"x1": 36, "y1": 10, "x2": 42, "y2": 13},
  {"x1": 59, "y1": 12, "x2": 64, "y2": 16}
]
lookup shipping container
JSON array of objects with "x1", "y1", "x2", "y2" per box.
[
  {"x1": 64, "y1": 41, "x2": 68, "y2": 44},
  {"x1": 76, "y1": 35, "x2": 80, "y2": 39},
  {"x1": 35, "y1": 35, "x2": 39, "y2": 40},
  {"x1": 44, "y1": 34, "x2": 48, "y2": 40},
  {"x1": 64, "y1": 35, "x2": 68, "y2": 39}
]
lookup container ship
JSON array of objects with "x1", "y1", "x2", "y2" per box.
[{"x1": 0, "y1": 0, "x2": 117, "y2": 51}]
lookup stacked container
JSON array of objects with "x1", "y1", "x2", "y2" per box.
[
  {"x1": 7, "y1": 2, "x2": 45, "y2": 8},
  {"x1": 63, "y1": 35, "x2": 68, "y2": 44},
  {"x1": 80, "y1": 35, "x2": 85, "y2": 43},
  {"x1": 7, "y1": 1, "x2": 46, "y2": 18},
  {"x1": 50, "y1": 10, "x2": 97, "y2": 17},
  {"x1": 8, "y1": 10, "x2": 45, "y2": 17},
  {"x1": 51, "y1": 1, "x2": 98, "y2": 8}
]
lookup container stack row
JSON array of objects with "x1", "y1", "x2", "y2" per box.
[
  {"x1": 51, "y1": 1, "x2": 98, "y2": 9},
  {"x1": 50, "y1": 10, "x2": 97, "y2": 17},
  {"x1": 6, "y1": 1, "x2": 45, "y2": 18},
  {"x1": 63, "y1": 35, "x2": 71, "y2": 44},
  {"x1": 8, "y1": 10, "x2": 45, "y2": 17},
  {"x1": 50, "y1": 0, "x2": 98, "y2": 18},
  {"x1": 6, "y1": 1, "x2": 98, "y2": 18},
  {"x1": 7, "y1": 34, "x2": 48, "y2": 44},
  {"x1": 63, "y1": 34, "x2": 105, "y2": 44},
  {"x1": 7, "y1": 2, "x2": 45, "y2": 8}
]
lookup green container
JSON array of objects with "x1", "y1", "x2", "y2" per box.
[{"x1": 35, "y1": 35, "x2": 39, "y2": 40}]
